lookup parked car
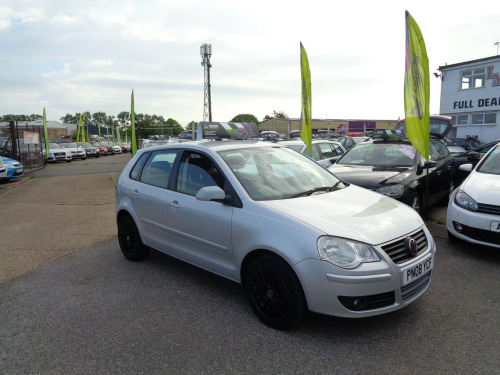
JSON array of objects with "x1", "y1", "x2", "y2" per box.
[
  {"x1": 99, "y1": 142, "x2": 115, "y2": 155},
  {"x1": 140, "y1": 140, "x2": 171, "y2": 149},
  {"x1": 317, "y1": 129, "x2": 337, "y2": 139},
  {"x1": 119, "y1": 144, "x2": 128, "y2": 153},
  {"x1": 443, "y1": 138, "x2": 467, "y2": 155},
  {"x1": 46, "y1": 143, "x2": 72, "y2": 163},
  {"x1": 59, "y1": 142, "x2": 87, "y2": 160},
  {"x1": 447, "y1": 137, "x2": 484, "y2": 151},
  {"x1": 0, "y1": 157, "x2": 6, "y2": 179},
  {"x1": 260, "y1": 131, "x2": 280, "y2": 141},
  {"x1": 329, "y1": 134, "x2": 456, "y2": 213},
  {"x1": 94, "y1": 144, "x2": 109, "y2": 156},
  {"x1": 453, "y1": 140, "x2": 500, "y2": 184},
  {"x1": 116, "y1": 140, "x2": 435, "y2": 329},
  {"x1": 279, "y1": 139, "x2": 347, "y2": 167},
  {"x1": 78, "y1": 143, "x2": 100, "y2": 158},
  {"x1": 337, "y1": 136, "x2": 371, "y2": 150},
  {"x1": 179, "y1": 130, "x2": 197, "y2": 142},
  {"x1": 0, "y1": 156, "x2": 24, "y2": 180},
  {"x1": 112, "y1": 144, "x2": 122, "y2": 154},
  {"x1": 447, "y1": 143, "x2": 500, "y2": 248}
]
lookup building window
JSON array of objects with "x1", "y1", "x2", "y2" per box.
[
  {"x1": 451, "y1": 114, "x2": 469, "y2": 126},
  {"x1": 471, "y1": 112, "x2": 496, "y2": 125},
  {"x1": 461, "y1": 68, "x2": 485, "y2": 89}
]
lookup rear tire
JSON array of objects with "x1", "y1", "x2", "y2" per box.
[
  {"x1": 244, "y1": 254, "x2": 307, "y2": 329},
  {"x1": 118, "y1": 215, "x2": 149, "y2": 261}
]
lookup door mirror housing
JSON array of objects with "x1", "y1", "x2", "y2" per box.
[{"x1": 196, "y1": 186, "x2": 226, "y2": 202}]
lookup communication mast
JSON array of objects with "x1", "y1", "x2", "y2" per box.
[{"x1": 200, "y1": 43, "x2": 212, "y2": 122}]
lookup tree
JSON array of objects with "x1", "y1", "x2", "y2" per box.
[
  {"x1": 186, "y1": 121, "x2": 197, "y2": 131},
  {"x1": 60, "y1": 113, "x2": 77, "y2": 123},
  {"x1": 1, "y1": 114, "x2": 42, "y2": 121},
  {"x1": 117, "y1": 111, "x2": 130, "y2": 128},
  {"x1": 165, "y1": 118, "x2": 183, "y2": 136},
  {"x1": 263, "y1": 110, "x2": 289, "y2": 121},
  {"x1": 230, "y1": 114, "x2": 259, "y2": 124},
  {"x1": 92, "y1": 112, "x2": 107, "y2": 126}
]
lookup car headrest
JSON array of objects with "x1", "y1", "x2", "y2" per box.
[{"x1": 226, "y1": 155, "x2": 245, "y2": 170}]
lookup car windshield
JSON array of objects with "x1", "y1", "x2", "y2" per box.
[
  {"x1": 61, "y1": 143, "x2": 77, "y2": 148},
  {"x1": 477, "y1": 146, "x2": 500, "y2": 175},
  {"x1": 142, "y1": 142, "x2": 169, "y2": 148},
  {"x1": 218, "y1": 146, "x2": 342, "y2": 201},
  {"x1": 338, "y1": 142, "x2": 416, "y2": 167},
  {"x1": 285, "y1": 144, "x2": 303, "y2": 152}
]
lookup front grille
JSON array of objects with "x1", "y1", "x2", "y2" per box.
[
  {"x1": 401, "y1": 271, "x2": 432, "y2": 301},
  {"x1": 381, "y1": 229, "x2": 428, "y2": 264},
  {"x1": 454, "y1": 222, "x2": 500, "y2": 245},
  {"x1": 477, "y1": 203, "x2": 500, "y2": 215},
  {"x1": 338, "y1": 292, "x2": 395, "y2": 311}
]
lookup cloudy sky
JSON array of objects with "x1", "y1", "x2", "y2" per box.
[{"x1": 1, "y1": 0, "x2": 499, "y2": 125}]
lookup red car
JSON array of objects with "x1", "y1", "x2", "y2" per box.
[{"x1": 95, "y1": 145, "x2": 109, "y2": 156}]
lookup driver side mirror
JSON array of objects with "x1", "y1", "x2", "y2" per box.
[
  {"x1": 196, "y1": 186, "x2": 228, "y2": 202},
  {"x1": 417, "y1": 160, "x2": 438, "y2": 175},
  {"x1": 467, "y1": 151, "x2": 481, "y2": 161}
]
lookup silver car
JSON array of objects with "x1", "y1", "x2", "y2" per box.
[{"x1": 116, "y1": 141, "x2": 436, "y2": 329}]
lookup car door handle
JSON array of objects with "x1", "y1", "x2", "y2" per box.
[
  {"x1": 130, "y1": 190, "x2": 139, "y2": 197},
  {"x1": 436, "y1": 171, "x2": 441, "y2": 175},
  {"x1": 169, "y1": 201, "x2": 180, "y2": 208}
]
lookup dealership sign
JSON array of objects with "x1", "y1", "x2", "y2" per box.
[
  {"x1": 197, "y1": 122, "x2": 259, "y2": 140},
  {"x1": 453, "y1": 97, "x2": 500, "y2": 109}
]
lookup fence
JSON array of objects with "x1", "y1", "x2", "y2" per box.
[{"x1": 0, "y1": 121, "x2": 45, "y2": 170}]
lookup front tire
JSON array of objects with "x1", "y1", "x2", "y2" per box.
[
  {"x1": 244, "y1": 254, "x2": 307, "y2": 329},
  {"x1": 118, "y1": 215, "x2": 149, "y2": 261}
]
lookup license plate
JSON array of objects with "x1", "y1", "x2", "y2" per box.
[
  {"x1": 490, "y1": 221, "x2": 500, "y2": 232},
  {"x1": 401, "y1": 254, "x2": 433, "y2": 286}
]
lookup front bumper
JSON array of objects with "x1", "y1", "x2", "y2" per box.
[
  {"x1": 295, "y1": 226, "x2": 436, "y2": 318},
  {"x1": 447, "y1": 199, "x2": 500, "y2": 249}
]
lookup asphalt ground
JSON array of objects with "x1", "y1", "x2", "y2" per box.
[{"x1": 1, "y1": 155, "x2": 499, "y2": 374}]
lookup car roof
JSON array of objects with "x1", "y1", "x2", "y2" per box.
[
  {"x1": 278, "y1": 139, "x2": 341, "y2": 146},
  {"x1": 136, "y1": 140, "x2": 280, "y2": 154}
]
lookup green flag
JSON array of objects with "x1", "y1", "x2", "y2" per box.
[
  {"x1": 43, "y1": 108, "x2": 49, "y2": 159},
  {"x1": 76, "y1": 115, "x2": 82, "y2": 144},
  {"x1": 131, "y1": 90, "x2": 137, "y2": 156},
  {"x1": 404, "y1": 11, "x2": 430, "y2": 160},
  {"x1": 80, "y1": 116, "x2": 86, "y2": 145},
  {"x1": 300, "y1": 42, "x2": 312, "y2": 156}
]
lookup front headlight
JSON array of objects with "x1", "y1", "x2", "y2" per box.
[
  {"x1": 455, "y1": 189, "x2": 478, "y2": 211},
  {"x1": 317, "y1": 236, "x2": 380, "y2": 269},
  {"x1": 375, "y1": 184, "x2": 405, "y2": 198}
]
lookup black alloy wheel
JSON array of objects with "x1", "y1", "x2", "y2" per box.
[
  {"x1": 245, "y1": 254, "x2": 307, "y2": 329},
  {"x1": 118, "y1": 215, "x2": 150, "y2": 261}
]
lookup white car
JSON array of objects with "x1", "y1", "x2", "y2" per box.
[
  {"x1": 116, "y1": 140, "x2": 435, "y2": 329},
  {"x1": 46, "y1": 143, "x2": 72, "y2": 163},
  {"x1": 279, "y1": 139, "x2": 347, "y2": 167},
  {"x1": 59, "y1": 142, "x2": 87, "y2": 160},
  {"x1": 447, "y1": 143, "x2": 500, "y2": 248}
]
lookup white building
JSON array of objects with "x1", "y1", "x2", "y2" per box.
[{"x1": 438, "y1": 55, "x2": 500, "y2": 142}]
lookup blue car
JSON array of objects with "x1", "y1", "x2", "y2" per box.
[{"x1": 1, "y1": 157, "x2": 24, "y2": 180}]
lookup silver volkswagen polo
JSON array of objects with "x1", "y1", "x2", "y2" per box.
[{"x1": 116, "y1": 140, "x2": 435, "y2": 329}]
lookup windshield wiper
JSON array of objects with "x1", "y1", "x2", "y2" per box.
[{"x1": 290, "y1": 182, "x2": 343, "y2": 198}]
